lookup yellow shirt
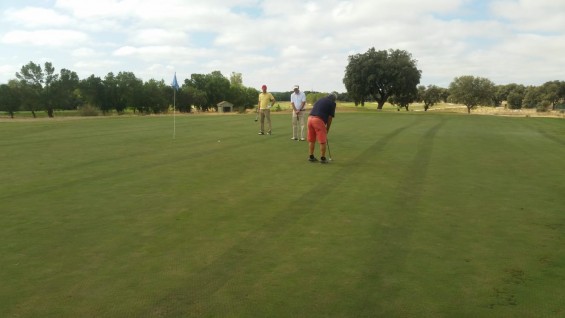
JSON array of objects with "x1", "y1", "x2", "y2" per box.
[{"x1": 258, "y1": 92, "x2": 275, "y2": 110}]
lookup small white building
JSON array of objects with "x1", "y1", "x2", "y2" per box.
[{"x1": 217, "y1": 101, "x2": 234, "y2": 113}]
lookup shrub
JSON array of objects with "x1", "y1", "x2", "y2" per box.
[
  {"x1": 536, "y1": 101, "x2": 551, "y2": 112},
  {"x1": 79, "y1": 104, "x2": 100, "y2": 116}
]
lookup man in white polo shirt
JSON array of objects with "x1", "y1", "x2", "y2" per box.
[{"x1": 290, "y1": 85, "x2": 307, "y2": 141}]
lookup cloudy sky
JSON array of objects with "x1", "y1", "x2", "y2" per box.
[{"x1": 1, "y1": 0, "x2": 564, "y2": 92}]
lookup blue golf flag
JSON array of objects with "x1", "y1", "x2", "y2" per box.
[{"x1": 172, "y1": 72, "x2": 179, "y2": 91}]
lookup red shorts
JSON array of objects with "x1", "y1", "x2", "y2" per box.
[{"x1": 307, "y1": 116, "x2": 327, "y2": 144}]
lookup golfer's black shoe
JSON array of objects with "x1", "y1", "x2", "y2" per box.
[
  {"x1": 320, "y1": 157, "x2": 328, "y2": 164},
  {"x1": 308, "y1": 155, "x2": 318, "y2": 162}
]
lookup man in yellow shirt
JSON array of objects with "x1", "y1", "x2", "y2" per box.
[{"x1": 257, "y1": 84, "x2": 276, "y2": 135}]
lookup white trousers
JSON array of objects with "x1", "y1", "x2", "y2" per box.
[{"x1": 292, "y1": 111, "x2": 306, "y2": 139}]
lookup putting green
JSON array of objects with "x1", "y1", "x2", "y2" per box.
[{"x1": 1, "y1": 112, "x2": 563, "y2": 317}]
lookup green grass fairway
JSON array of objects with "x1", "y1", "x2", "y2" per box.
[{"x1": 1, "y1": 112, "x2": 564, "y2": 317}]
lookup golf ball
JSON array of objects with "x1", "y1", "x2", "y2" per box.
[{"x1": 218, "y1": 140, "x2": 221, "y2": 142}]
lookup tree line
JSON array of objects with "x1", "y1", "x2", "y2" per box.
[
  {"x1": 2, "y1": 52, "x2": 565, "y2": 118},
  {"x1": 343, "y1": 48, "x2": 565, "y2": 113},
  {"x1": 0, "y1": 61, "x2": 345, "y2": 119},
  {"x1": 0, "y1": 62, "x2": 263, "y2": 118}
]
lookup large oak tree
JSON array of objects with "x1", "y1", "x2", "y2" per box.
[
  {"x1": 449, "y1": 76, "x2": 495, "y2": 113},
  {"x1": 343, "y1": 48, "x2": 421, "y2": 109}
]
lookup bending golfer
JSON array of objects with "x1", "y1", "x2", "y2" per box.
[
  {"x1": 307, "y1": 93, "x2": 337, "y2": 164},
  {"x1": 258, "y1": 84, "x2": 275, "y2": 135}
]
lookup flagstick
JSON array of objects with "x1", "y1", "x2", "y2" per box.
[
  {"x1": 173, "y1": 89, "x2": 176, "y2": 139},
  {"x1": 172, "y1": 72, "x2": 179, "y2": 140}
]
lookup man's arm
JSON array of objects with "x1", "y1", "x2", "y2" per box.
[
  {"x1": 326, "y1": 116, "x2": 333, "y2": 133},
  {"x1": 267, "y1": 96, "x2": 275, "y2": 109},
  {"x1": 290, "y1": 95, "x2": 297, "y2": 111}
]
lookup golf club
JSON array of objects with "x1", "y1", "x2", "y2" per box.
[{"x1": 326, "y1": 139, "x2": 333, "y2": 161}]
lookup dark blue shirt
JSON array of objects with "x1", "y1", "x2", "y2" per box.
[{"x1": 309, "y1": 97, "x2": 336, "y2": 124}]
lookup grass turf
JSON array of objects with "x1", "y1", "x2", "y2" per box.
[{"x1": 1, "y1": 112, "x2": 564, "y2": 317}]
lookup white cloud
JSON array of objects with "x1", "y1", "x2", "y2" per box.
[
  {"x1": 1, "y1": 30, "x2": 88, "y2": 46},
  {"x1": 4, "y1": 7, "x2": 73, "y2": 28},
  {"x1": 0, "y1": 64, "x2": 16, "y2": 79},
  {"x1": 54, "y1": 0, "x2": 134, "y2": 19},
  {"x1": 491, "y1": 0, "x2": 565, "y2": 32},
  {"x1": 71, "y1": 48, "x2": 100, "y2": 58},
  {"x1": 73, "y1": 59, "x2": 122, "y2": 79},
  {"x1": 0, "y1": 0, "x2": 564, "y2": 91},
  {"x1": 280, "y1": 45, "x2": 310, "y2": 59},
  {"x1": 129, "y1": 29, "x2": 187, "y2": 46}
]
